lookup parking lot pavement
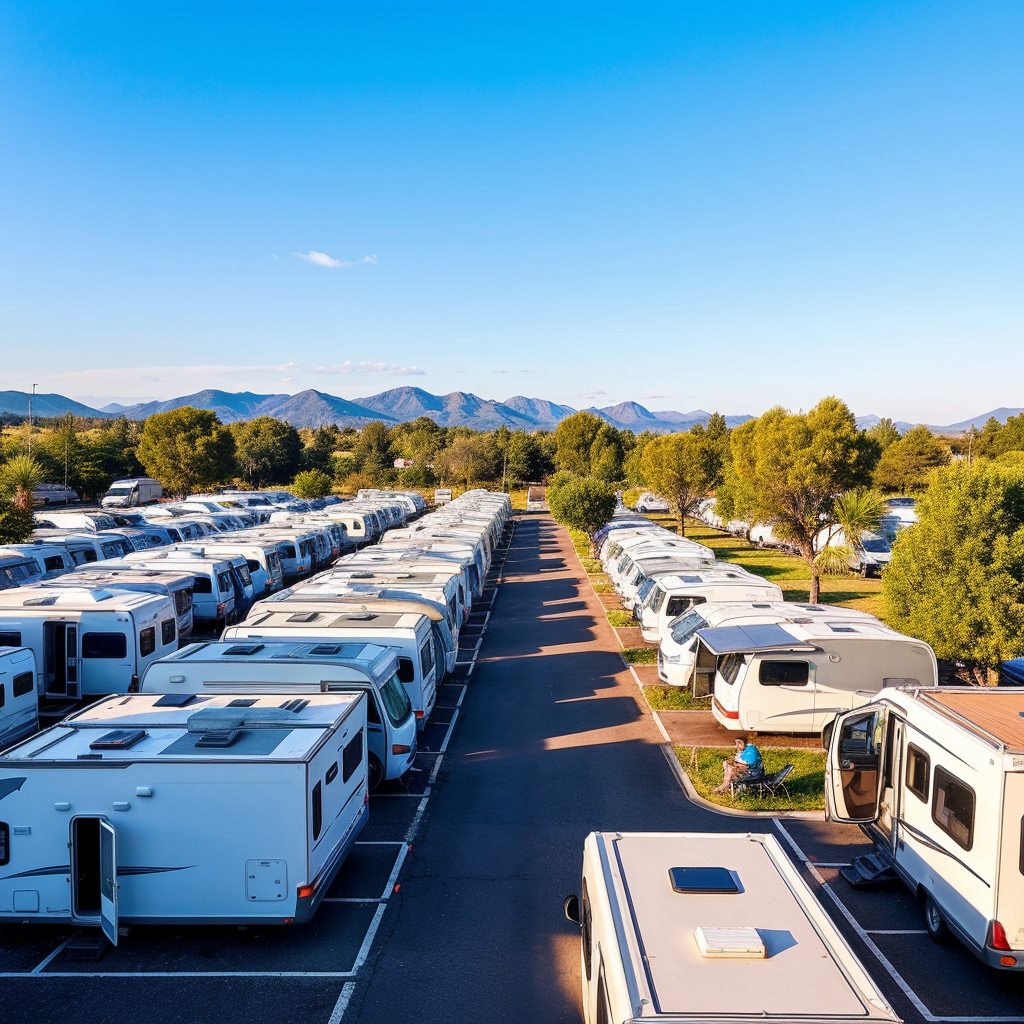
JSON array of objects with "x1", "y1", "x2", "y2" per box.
[{"x1": 655, "y1": 709, "x2": 825, "y2": 748}]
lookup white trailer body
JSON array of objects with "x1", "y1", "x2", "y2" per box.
[
  {"x1": 568, "y1": 831, "x2": 899, "y2": 1024},
  {"x1": 120, "y1": 551, "x2": 239, "y2": 627},
  {"x1": 0, "y1": 586, "x2": 177, "y2": 698},
  {"x1": 0, "y1": 692, "x2": 367, "y2": 934},
  {"x1": 33, "y1": 511, "x2": 118, "y2": 532},
  {"x1": 826, "y1": 687, "x2": 1024, "y2": 970},
  {"x1": 0, "y1": 646, "x2": 38, "y2": 749},
  {"x1": 100, "y1": 478, "x2": 163, "y2": 508},
  {"x1": 690, "y1": 618, "x2": 937, "y2": 733},
  {"x1": 141, "y1": 639, "x2": 416, "y2": 787},
  {"x1": 0, "y1": 543, "x2": 76, "y2": 579},
  {"x1": 202, "y1": 540, "x2": 285, "y2": 595},
  {"x1": 322, "y1": 569, "x2": 466, "y2": 633},
  {"x1": 336, "y1": 549, "x2": 475, "y2": 611},
  {"x1": 225, "y1": 608, "x2": 438, "y2": 729}
]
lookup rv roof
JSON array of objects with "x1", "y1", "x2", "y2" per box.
[
  {"x1": 170, "y1": 639, "x2": 393, "y2": 668},
  {"x1": 240, "y1": 609, "x2": 421, "y2": 630},
  {"x1": 917, "y1": 689, "x2": 1024, "y2": 751},
  {"x1": 0, "y1": 586, "x2": 164, "y2": 610},
  {"x1": 604, "y1": 832, "x2": 895, "y2": 1020}
]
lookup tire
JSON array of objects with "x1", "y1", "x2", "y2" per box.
[
  {"x1": 923, "y1": 893, "x2": 948, "y2": 944},
  {"x1": 368, "y1": 752, "x2": 384, "y2": 791}
]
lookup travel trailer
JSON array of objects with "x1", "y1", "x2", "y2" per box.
[
  {"x1": 142, "y1": 639, "x2": 416, "y2": 787},
  {"x1": 634, "y1": 492, "x2": 670, "y2": 512},
  {"x1": 688, "y1": 617, "x2": 937, "y2": 733},
  {"x1": 826, "y1": 687, "x2": 1024, "y2": 970},
  {"x1": 100, "y1": 478, "x2": 164, "y2": 508},
  {"x1": 0, "y1": 586, "x2": 177, "y2": 698},
  {"x1": 564, "y1": 831, "x2": 899, "y2": 1024},
  {"x1": 0, "y1": 646, "x2": 39, "y2": 749},
  {"x1": 0, "y1": 692, "x2": 368, "y2": 937},
  {"x1": 225, "y1": 607, "x2": 439, "y2": 728}
]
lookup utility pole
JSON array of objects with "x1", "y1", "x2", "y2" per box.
[{"x1": 27, "y1": 383, "x2": 37, "y2": 455}]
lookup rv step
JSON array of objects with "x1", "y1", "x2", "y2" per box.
[
  {"x1": 840, "y1": 853, "x2": 898, "y2": 888},
  {"x1": 65, "y1": 932, "x2": 110, "y2": 961}
]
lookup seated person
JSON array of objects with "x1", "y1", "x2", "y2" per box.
[{"x1": 714, "y1": 737, "x2": 764, "y2": 794}]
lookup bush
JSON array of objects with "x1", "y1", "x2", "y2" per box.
[
  {"x1": 291, "y1": 469, "x2": 334, "y2": 499},
  {"x1": 549, "y1": 476, "x2": 617, "y2": 538},
  {"x1": 606, "y1": 610, "x2": 635, "y2": 628},
  {"x1": 622, "y1": 647, "x2": 658, "y2": 664},
  {"x1": 0, "y1": 498, "x2": 33, "y2": 543}
]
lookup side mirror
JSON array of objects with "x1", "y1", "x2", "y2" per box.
[{"x1": 564, "y1": 894, "x2": 581, "y2": 926}]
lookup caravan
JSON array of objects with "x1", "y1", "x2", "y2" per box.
[
  {"x1": 0, "y1": 692, "x2": 368, "y2": 933},
  {"x1": 0, "y1": 646, "x2": 39, "y2": 748}
]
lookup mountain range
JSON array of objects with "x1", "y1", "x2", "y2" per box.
[{"x1": 0, "y1": 387, "x2": 1019, "y2": 436}]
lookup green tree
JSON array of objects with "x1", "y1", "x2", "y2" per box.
[
  {"x1": 623, "y1": 430, "x2": 656, "y2": 487},
  {"x1": 639, "y1": 427, "x2": 723, "y2": 535},
  {"x1": 136, "y1": 407, "x2": 236, "y2": 498},
  {"x1": 813, "y1": 488, "x2": 887, "y2": 575},
  {"x1": 989, "y1": 414, "x2": 1024, "y2": 458},
  {"x1": 0, "y1": 497, "x2": 33, "y2": 543},
  {"x1": 291, "y1": 469, "x2": 334, "y2": 499},
  {"x1": 230, "y1": 417, "x2": 303, "y2": 488},
  {"x1": 548, "y1": 477, "x2": 617, "y2": 542},
  {"x1": 299, "y1": 425, "x2": 342, "y2": 475},
  {"x1": 726, "y1": 397, "x2": 874, "y2": 602},
  {"x1": 436, "y1": 435, "x2": 497, "y2": 487},
  {"x1": 884, "y1": 462, "x2": 1024, "y2": 679},
  {"x1": 867, "y1": 418, "x2": 902, "y2": 452},
  {"x1": 554, "y1": 411, "x2": 605, "y2": 475},
  {"x1": 873, "y1": 425, "x2": 948, "y2": 493},
  {"x1": 352, "y1": 421, "x2": 395, "y2": 480},
  {"x1": 0, "y1": 454, "x2": 46, "y2": 512},
  {"x1": 590, "y1": 423, "x2": 625, "y2": 483}
]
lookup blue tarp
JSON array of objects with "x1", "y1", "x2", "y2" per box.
[{"x1": 695, "y1": 623, "x2": 818, "y2": 655}]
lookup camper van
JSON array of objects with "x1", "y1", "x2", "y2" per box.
[
  {"x1": 33, "y1": 510, "x2": 118, "y2": 532},
  {"x1": 688, "y1": 617, "x2": 937, "y2": 733},
  {"x1": 120, "y1": 550, "x2": 242, "y2": 628},
  {"x1": 0, "y1": 544, "x2": 74, "y2": 581},
  {"x1": 826, "y1": 687, "x2": 1024, "y2": 970},
  {"x1": 100, "y1": 478, "x2": 164, "y2": 508},
  {"x1": 337, "y1": 549, "x2": 476, "y2": 611},
  {"x1": 0, "y1": 552, "x2": 45, "y2": 590},
  {"x1": 0, "y1": 586, "x2": 177, "y2": 698},
  {"x1": 0, "y1": 692, "x2": 368, "y2": 935},
  {"x1": 564, "y1": 831, "x2": 899, "y2": 1024},
  {"x1": 142, "y1": 639, "x2": 416, "y2": 787},
  {"x1": 32, "y1": 530, "x2": 135, "y2": 564},
  {"x1": 32, "y1": 483, "x2": 79, "y2": 506},
  {"x1": 202, "y1": 539, "x2": 285, "y2": 595},
  {"x1": 0, "y1": 646, "x2": 39, "y2": 748},
  {"x1": 225, "y1": 607, "x2": 438, "y2": 729}
]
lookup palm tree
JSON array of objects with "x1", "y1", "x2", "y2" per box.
[
  {"x1": 0, "y1": 455, "x2": 46, "y2": 512},
  {"x1": 814, "y1": 488, "x2": 887, "y2": 577}
]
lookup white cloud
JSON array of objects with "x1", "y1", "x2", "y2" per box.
[
  {"x1": 644, "y1": 394, "x2": 671, "y2": 400},
  {"x1": 361, "y1": 255, "x2": 378, "y2": 264},
  {"x1": 314, "y1": 361, "x2": 425, "y2": 376},
  {"x1": 494, "y1": 369, "x2": 508, "y2": 374},
  {"x1": 296, "y1": 250, "x2": 350, "y2": 269},
  {"x1": 576, "y1": 390, "x2": 609, "y2": 399}
]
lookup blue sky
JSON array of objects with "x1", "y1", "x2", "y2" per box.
[{"x1": 1, "y1": 1, "x2": 1020, "y2": 422}]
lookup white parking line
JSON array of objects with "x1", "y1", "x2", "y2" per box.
[
  {"x1": 327, "y1": 982, "x2": 356, "y2": 1024},
  {"x1": 867, "y1": 930, "x2": 929, "y2": 936},
  {"x1": 30, "y1": 939, "x2": 69, "y2": 974}
]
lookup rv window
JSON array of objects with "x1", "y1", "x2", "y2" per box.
[
  {"x1": 312, "y1": 781, "x2": 322, "y2": 841},
  {"x1": 380, "y1": 674, "x2": 413, "y2": 725},
  {"x1": 82, "y1": 550, "x2": 98, "y2": 562},
  {"x1": 83, "y1": 632, "x2": 128, "y2": 659},
  {"x1": 932, "y1": 767, "x2": 975, "y2": 851},
  {"x1": 667, "y1": 595, "x2": 705, "y2": 618},
  {"x1": 193, "y1": 577, "x2": 213, "y2": 594},
  {"x1": 342, "y1": 731, "x2": 363, "y2": 783},
  {"x1": 581, "y1": 879, "x2": 593, "y2": 981},
  {"x1": 718, "y1": 654, "x2": 745, "y2": 685},
  {"x1": 139, "y1": 627, "x2": 156, "y2": 657},
  {"x1": 102, "y1": 542, "x2": 127, "y2": 558},
  {"x1": 44, "y1": 555, "x2": 66, "y2": 572},
  {"x1": 217, "y1": 572, "x2": 232, "y2": 593},
  {"x1": 12, "y1": 672, "x2": 33, "y2": 698},
  {"x1": 161, "y1": 619, "x2": 176, "y2": 646},
  {"x1": 669, "y1": 609, "x2": 707, "y2": 645},
  {"x1": 246, "y1": 559, "x2": 260, "y2": 573},
  {"x1": 419, "y1": 638, "x2": 434, "y2": 677},
  {"x1": 326, "y1": 762, "x2": 338, "y2": 785},
  {"x1": 0, "y1": 684, "x2": 4, "y2": 708},
  {"x1": 397, "y1": 657, "x2": 415, "y2": 684},
  {"x1": 0, "y1": 631, "x2": 22, "y2": 647},
  {"x1": 906, "y1": 745, "x2": 929, "y2": 802},
  {"x1": 759, "y1": 660, "x2": 809, "y2": 686},
  {"x1": 596, "y1": 969, "x2": 611, "y2": 1024},
  {"x1": 367, "y1": 696, "x2": 382, "y2": 724},
  {"x1": 0, "y1": 822, "x2": 8, "y2": 865},
  {"x1": 282, "y1": 544, "x2": 296, "y2": 559}
]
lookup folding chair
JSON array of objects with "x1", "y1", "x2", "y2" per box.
[{"x1": 733, "y1": 764, "x2": 795, "y2": 802}]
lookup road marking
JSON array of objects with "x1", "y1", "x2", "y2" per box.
[
  {"x1": 381, "y1": 844, "x2": 409, "y2": 899},
  {"x1": 12, "y1": 971, "x2": 361, "y2": 978},
  {"x1": 30, "y1": 939, "x2": 70, "y2": 974},
  {"x1": 866, "y1": 930, "x2": 929, "y2": 935},
  {"x1": 404, "y1": 794, "x2": 431, "y2": 843},
  {"x1": 327, "y1": 982, "x2": 356, "y2": 1024},
  {"x1": 438, "y1": 708, "x2": 460, "y2": 752},
  {"x1": 350, "y1": 903, "x2": 388, "y2": 975}
]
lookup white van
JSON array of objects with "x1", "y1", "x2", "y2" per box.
[
  {"x1": 0, "y1": 646, "x2": 39, "y2": 748},
  {"x1": 202, "y1": 539, "x2": 285, "y2": 595},
  {"x1": 32, "y1": 530, "x2": 134, "y2": 564},
  {"x1": 0, "y1": 552, "x2": 45, "y2": 589},
  {"x1": 0, "y1": 586, "x2": 177, "y2": 698},
  {"x1": 100, "y1": 478, "x2": 163, "y2": 508},
  {"x1": 225, "y1": 607, "x2": 439, "y2": 729},
  {"x1": 0, "y1": 542, "x2": 76, "y2": 579},
  {"x1": 33, "y1": 510, "x2": 118, "y2": 532},
  {"x1": 0, "y1": 692, "x2": 368, "y2": 934},
  {"x1": 564, "y1": 831, "x2": 899, "y2": 1024},
  {"x1": 689, "y1": 617, "x2": 937, "y2": 733},
  {"x1": 142, "y1": 639, "x2": 417, "y2": 788},
  {"x1": 827, "y1": 687, "x2": 1024, "y2": 970},
  {"x1": 32, "y1": 483, "x2": 79, "y2": 506}
]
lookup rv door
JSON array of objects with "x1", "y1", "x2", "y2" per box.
[
  {"x1": 825, "y1": 706, "x2": 887, "y2": 824},
  {"x1": 99, "y1": 819, "x2": 119, "y2": 946}
]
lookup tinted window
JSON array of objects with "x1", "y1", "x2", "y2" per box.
[
  {"x1": 906, "y1": 744, "x2": 929, "y2": 802},
  {"x1": 397, "y1": 657, "x2": 415, "y2": 683},
  {"x1": 581, "y1": 878, "x2": 593, "y2": 981},
  {"x1": 0, "y1": 822, "x2": 8, "y2": 866},
  {"x1": 380, "y1": 674, "x2": 413, "y2": 725},
  {"x1": 12, "y1": 672, "x2": 33, "y2": 698},
  {"x1": 0, "y1": 684, "x2": 4, "y2": 708},
  {"x1": 246, "y1": 559, "x2": 260, "y2": 573},
  {"x1": 218, "y1": 572, "x2": 232, "y2": 593},
  {"x1": 667, "y1": 595, "x2": 705, "y2": 618},
  {"x1": 343, "y1": 731, "x2": 363, "y2": 783},
  {"x1": 670, "y1": 610, "x2": 707, "y2": 645},
  {"x1": 282, "y1": 544, "x2": 296, "y2": 559},
  {"x1": 759, "y1": 660, "x2": 809, "y2": 685},
  {"x1": 139, "y1": 627, "x2": 156, "y2": 657},
  {"x1": 83, "y1": 632, "x2": 128, "y2": 659},
  {"x1": 311, "y1": 781, "x2": 322, "y2": 841},
  {"x1": 43, "y1": 555, "x2": 66, "y2": 572},
  {"x1": 161, "y1": 619, "x2": 176, "y2": 646},
  {"x1": 193, "y1": 576, "x2": 212, "y2": 594},
  {"x1": 932, "y1": 767, "x2": 974, "y2": 851},
  {"x1": 719, "y1": 653, "x2": 745, "y2": 685},
  {"x1": 419, "y1": 638, "x2": 434, "y2": 678},
  {"x1": 101, "y1": 542, "x2": 127, "y2": 558},
  {"x1": 0, "y1": 632, "x2": 22, "y2": 648}
]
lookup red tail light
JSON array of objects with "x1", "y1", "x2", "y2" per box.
[
  {"x1": 990, "y1": 921, "x2": 1012, "y2": 951},
  {"x1": 713, "y1": 697, "x2": 739, "y2": 720},
  {"x1": 414, "y1": 709, "x2": 424, "y2": 718},
  {"x1": 392, "y1": 744, "x2": 411, "y2": 755},
  {"x1": 297, "y1": 884, "x2": 314, "y2": 899}
]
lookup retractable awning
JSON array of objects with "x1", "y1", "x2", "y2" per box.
[{"x1": 695, "y1": 623, "x2": 820, "y2": 655}]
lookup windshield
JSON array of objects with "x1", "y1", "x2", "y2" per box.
[
  {"x1": 105, "y1": 487, "x2": 133, "y2": 496},
  {"x1": 669, "y1": 608, "x2": 708, "y2": 645},
  {"x1": 379, "y1": 672, "x2": 413, "y2": 725},
  {"x1": 861, "y1": 538, "x2": 890, "y2": 553}
]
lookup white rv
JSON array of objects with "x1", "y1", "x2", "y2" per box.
[
  {"x1": 0, "y1": 586, "x2": 177, "y2": 699},
  {"x1": 826, "y1": 687, "x2": 1024, "y2": 971},
  {"x1": 0, "y1": 552, "x2": 45, "y2": 590},
  {"x1": 33, "y1": 510, "x2": 118, "y2": 533},
  {"x1": 142, "y1": 639, "x2": 417, "y2": 787},
  {"x1": 202, "y1": 539, "x2": 285, "y2": 595},
  {"x1": 0, "y1": 692, "x2": 368, "y2": 937},
  {"x1": 100, "y1": 478, "x2": 164, "y2": 508},
  {"x1": 0, "y1": 542, "x2": 76, "y2": 579},
  {"x1": 688, "y1": 617, "x2": 936, "y2": 733},
  {"x1": 0, "y1": 646, "x2": 39, "y2": 749},
  {"x1": 119, "y1": 550, "x2": 240, "y2": 627},
  {"x1": 324, "y1": 568, "x2": 466, "y2": 633},
  {"x1": 564, "y1": 831, "x2": 899, "y2": 1024},
  {"x1": 225, "y1": 607, "x2": 439, "y2": 729}
]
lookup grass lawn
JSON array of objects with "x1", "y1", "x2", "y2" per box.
[
  {"x1": 622, "y1": 647, "x2": 658, "y2": 664},
  {"x1": 592, "y1": 582, "x2": 613, "y2": 593},
  {"x1": 606, "y1": 610, "x2": 635, "y2": 628},
  {"x1": 644, "y1": 685, "x2": 710, "y2": 710},
  {"x1": 673, "y1": 745, "x2": 825, "y2": 811}
]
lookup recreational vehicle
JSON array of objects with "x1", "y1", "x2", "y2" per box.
[
  {"x1": 33, "y1": 510, "x2": 118, "y2": 533},
  {"x1": 225, "y1": 607, "x2": 439, "y2": 728},
  {"x1": 0, "y1": 586, "x2": 177, "y2": 698},
  {"x1": 120, "y1": 550, "x2": 242, "y2": 627},
  {"x1": 634, "y1": 492, "x2": 670, "y2": 512},
  {"x1": 31, "y1": 530, "x2": 134, "y2": 564},
  {"x1": 0, "y1": 542, "x2": 76, "y2": 578},
  {"x1": 142, "y1": 639, "x2": 416, "y2": 787},
  {"x1": 32, "y1": 483, "x2": 79, "y2": 506},
  {"x1": 0, "y1": 552, "x2": 44, "y2": 590},
  {"x1": 564, "y1": 831, "x2": 899, "y2": 1024},
  {"x1": 0, "y1": 692, "x2": 368, "y2": 935},
  {"x1": 202, "y1": 539, "x2": 285, "y2": 595},
  {"x1": 338, "y1": 548, "x2": 476, "y2": 610},
  {"x1": 0, "y1": 646, "x2": 39, "y2": 749},
  {"x1": 689, "y1": 617, "x2": 936, "y2": 733},
  {"x1": 826, "y1": 687, "x2": 1024, "y2": 970},
  {"x1": 100, "y1": 478, "x2": 164, "y2": 508}
]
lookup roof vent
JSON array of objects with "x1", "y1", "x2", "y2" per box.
[
  {"x1": 228, "y1": 698, "x2": 258, "y2": 707},
  {"x1": 287, "y1": 612, "x2": 320, "y2": 623},
  {"x1": 22, "y1": 595, "x2": 59, "y2": 606},
  {"x1": 224, "y1": 643, "x2": 265, "y2": 656},
  {"x1": 695, "y1": 926, "x2": 766, "y2": 959},
  {"x1": 752, "y1": 603, "x2": 772, "y2": 608},
  {"x1": 279, "y1": 698, "x2": 309, "y2": 714},
  {"x1": 309, "y1": 644, "x2": 343, "y2": 656},
  {"x1": 343, "y1": 612, "x2": 376, "y2": 621},
  {"x1": 828, "y1": 624, "x2": 858, "y2": 633},
  {"x1": 153, "y1": 693, "x2": 204, "y2": 708},
  {"x1": 350, "y1": 571, "x2": 374, "y2": 579},
  {"x1": 89, "y1": 729, "x2": 148, "y2": 750},
  {"x1": 195, "y1": 728, "x2": 242, "y2": 747}
]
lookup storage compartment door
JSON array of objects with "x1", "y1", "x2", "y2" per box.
[{"x1": 99, "y1": 820, "x2": 119, "y2": 946}]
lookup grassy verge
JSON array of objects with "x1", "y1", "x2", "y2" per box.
[
  {"x1": 643, "y1": 685, "x2": 710, "y2": 710},
  {"x1": 580, "y1": 556, "x2": 603, "y2": 575},
  {"x1": 592, "y1": 582, "x2": 613, "y2": 593},
  {"x1": 568, "y1": 528, "x2": 591, "y2": 557},
  {"x1": 622, "y1": 647, "x2": 658, "y2": 665},
  {"x1": 673, "y1": 745, "x2": 825, "y2": 811},
  {"x1": 606, "y1": 610, "x2": 635, "y2": 628}
]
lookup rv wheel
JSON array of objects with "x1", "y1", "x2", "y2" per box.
[
  {"x1": 368, "y1": 753, "x2": 384, "y2": 791},
  {"x1": 923, "y1": 894, "x2": 948, "y2": 943}
]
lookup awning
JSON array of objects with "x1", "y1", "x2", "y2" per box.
[{"x1": 695, "y1": 623, "x2": 820, "y2": 656}]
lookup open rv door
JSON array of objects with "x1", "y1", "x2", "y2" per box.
[
  {"x1": 99, "y1": 820, "x2": 119, "y2": 946},
  {"x1": 826, "y1": 706, "x2": 887, "y2": 824}
]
